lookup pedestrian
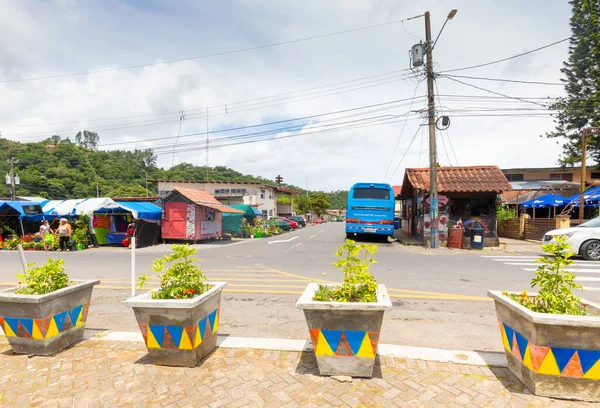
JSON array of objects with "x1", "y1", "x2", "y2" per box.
[
  {"x1": 39, "y1": 220, "x2": 54, "y2": 251},
  {"x1": 55, "y1": 218, "x2": 72, "y2": 252}
]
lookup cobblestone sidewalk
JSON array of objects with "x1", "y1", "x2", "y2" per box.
[{"x1": 0, "y1": 336, "x2": 593, "y2": 408}]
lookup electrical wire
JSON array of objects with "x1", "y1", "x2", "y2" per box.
[
  {"x1": 442, "y1": 76, "x2": 549, "y2": 108},
  {"x1": 440, "y1": 37, "x2": 571, "y2": 74},
  {"x1": 383, "y1": 82, "x2": 423, "y2": 180},
  {"x1": 434, "y1": 77, "x2": 459, "y2": 166},
  {"x1": 0, "y1": 16, "x2": 424, "y2": 83},
  {"x1": 387, "y1": 125, "x2": 424, "y2": 181},
  {"x1": 442, "y1": 74, "x2": 564, "y2": 86},
  {"x1": 504, "y1": 138, "x2": 547, "y2": 166}
]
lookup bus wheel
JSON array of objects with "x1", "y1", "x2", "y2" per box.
[{"x1": 346, "y1": 233, "x2": 353, "y2": 240}]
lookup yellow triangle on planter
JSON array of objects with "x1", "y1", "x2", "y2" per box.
[
  {"x1": 179, "y1": 330, "x2": 192, "y2": 350},
  {"x1": 76, "y1": 308, "x2": 85, "y2": 326},
  {"x1": 194, "y1": 325, "x2": 202, "y2": 348},
  {"x1": 523, "y1": 345, "x2": 533, "y2": 371},
  {"x1": 32, "y1": 321, "x2": 44, "y2": 340},
  {"x1": 3, "y1": 322, "x2": 16, "y2": 337},
  {"x1": 500, "y1": 325, "x2": 511, "y2": 352},
  {"x1": 46, "y1": 318, "x2": 59, "y2": 339},
  {"x1": 356, "y1": 333, "x2": 375, "y2": 358},
  {"x1": 315, "y1": 331, "x2": 334, "y2": 356},
  {"x1": 583, "y1": 360, "x2": 600, "y2": 380},
  {"x1": 146, "y1": 327, "x2": 161, "y2": 349},
  {"x1": 537, "y1": 349, "x2": 560, "y2": 376},
  {"x1": 212, "y1": 309, "x2": 219, "y2": 334}
]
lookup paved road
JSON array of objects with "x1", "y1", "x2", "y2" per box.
[{"x1": 3, "y1": 222, "x2": 591, "y2": 352}]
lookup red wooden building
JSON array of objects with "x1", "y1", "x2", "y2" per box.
[{"x1": 162, "y1": 187, "x2": 244, "y2": 241}]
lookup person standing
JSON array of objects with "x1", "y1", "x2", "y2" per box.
[
  {"x1": 39, "y1": 220, "x2": 54, "y2": 251},
  {"x1": 56, "y1": 218, "x2": 72, "y2": 252}
]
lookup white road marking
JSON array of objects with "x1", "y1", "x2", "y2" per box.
[
  {"x1": 576, "y1": 277, "x2": 600, "y2": 282},
  {"x1": 523, "y1": 268, "x2": 600, "y2": 273},
  {"x1": 284, "y1": 242, "x2": 303, "y2": 253},
  {"x1": 481, "y1": 255, "x2": 539, "y2": 259},
  {"x1": 268, "y1": 236, "x2": 299, "y2": 244},
  {"x1": 508, "y1": 262, "x2": 600, "y2": 267}
]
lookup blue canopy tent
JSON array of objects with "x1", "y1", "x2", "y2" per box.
[
  {"x1": 93, "y1": 201, "x2": 162, "y2": 248},
  {"x1": 0, "y1": 201, "x2": 44, "y2": 237},
  {"x1": 520, "y1": 194, "x2": 567, "y2": 209},
  {"x1": 565, "y1": 186, "x2": 600, "y2": 207}
]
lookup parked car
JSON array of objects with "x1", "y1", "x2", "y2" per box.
[
  {"x1": 287, "y1": 216, "x2": 306, "y2": 228},
  {"x1": 273, "y1": 217, "x2": 298, "y2": 229},
  {"x1": 266, "y1": 219, "x2": 292, "y2": 231},
  {"x1": 314, "y1": 218, "x2": 326, "y2": 224},
  {"x1": 544, "y1": 217, "x2": 600, "y2": 260}
]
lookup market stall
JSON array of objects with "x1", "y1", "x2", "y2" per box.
[{"x1": 93, "y1": 201, "x2": 162, "y2": 248}]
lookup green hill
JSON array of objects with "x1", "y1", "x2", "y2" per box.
[{"x1": 0, "y1": 136, "x2": 348, "y2": 208}]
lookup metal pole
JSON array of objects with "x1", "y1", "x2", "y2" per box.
[
  {"x1": 580, "y1": 130, "x2": 588, "y2": 221},
  {"x1": 131, "y1": 236, "x2": 136, "y2": 298},
  {"x1": 17, "y1": 244, "x2": 28, "y2": 273},
  {"x1": 425, "y1": 11, "x2": 439, "y2": 248}
]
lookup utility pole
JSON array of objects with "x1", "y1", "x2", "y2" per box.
[
  {"x1": 581, "y1": 127, "x2": 600, "y2": 220},
  {"x1": 425, "y1": 11, "x2": 439, "y2": 249},
  {"x1": 6, "y1": 157, "x2": 19, "y2": 201}
]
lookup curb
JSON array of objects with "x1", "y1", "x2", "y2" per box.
[{"x1": 85, "y1": 331, "x2": 507, "y2": 368}]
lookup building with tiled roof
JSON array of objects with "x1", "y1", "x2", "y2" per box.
[{"x1": 399, "y1": 166, "x2": 511, "y2": 247}]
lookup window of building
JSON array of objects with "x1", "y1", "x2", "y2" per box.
[
  {"x1": 214, "y1": 189, "x2": 230, "y2": 196},
  {"x1": 268, "y1": 191, "x2": 273, "y2": 199},
  {"x1": 262, "y1": 210, "x2": 268, "y2": 216},
  {"x1": 591, "y1": 172, "x2": 600, "y2": 179},
  {"x1": 231, "y1": 188, "x2": 247, "y2": 195},
  {"x1": 269, "y1": 210, "x2": 273, "y2": 216},
  {"x1": 505, "y1": 173, "x2": 524, "y2": 181},
  {"x1": 550, "y1": 173, "x2": 573, "y2": 181},
  {"x1": 261, "y1": 189, "x2": 265, "y2": 199}
]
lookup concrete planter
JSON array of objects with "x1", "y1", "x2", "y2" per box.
[
  {"x1": 296, "y1": 283, "x2": 392, "y2": 377},
  {"x1": 124, "y1": 282, "x2": 226, "y2": 368},
  {"x1": 489, "y1": 291, "x2": 600, "y2": 402},
  {"x1": 0, "y1": 280, "x2": 99, "y2": 356}
]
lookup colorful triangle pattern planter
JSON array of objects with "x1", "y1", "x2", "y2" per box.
[
  {"x1": 0, "y1": 303, "x2": 89, "y2": 340},
  {"x1": 140, "y1": 308, "x2": 220, "y2": 350},
  {"x1": 309, "y1": 328, "x2": 379, "y2": 358},
  {"x1": 498, "y1": 319, "x2": 600, "y2": 379}
]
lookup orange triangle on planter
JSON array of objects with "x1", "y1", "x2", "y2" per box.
[
  {"x1": 562, "y1": 351, "x2": 584, "y2": 378},
  {"x1": 529, "y1": 344, "x2": 550, "y2": 373},
  {"x1": 309, "y1": 328, "x2": 319, "y2": 350},
  {"x1": 512, "y1": 335, "x2": 522, "y2": 362},
  {"x1": 161, "y1": 327, "x2": 178, "y2": 349},
  {"x1": 335, "y1": 333, "x2": 354, "y2": 356},
  {"x1": 368, "y1": 332, "x2": 380, "y2": 354},
  {"x1": 139, "y1": 324, "x2": 148, "y2": 345}
]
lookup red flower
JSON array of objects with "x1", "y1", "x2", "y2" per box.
[{"x1": 183, "y1": 288, "x2": 196, "y2": 294}]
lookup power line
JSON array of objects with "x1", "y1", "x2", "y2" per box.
[
  {"x1": 434, "y1": 78, "x2": 459, "y2": 166},
  {"x1": 97, "y1": 96, "x2": 426, "y2": 148},
  {"x1": 440, "y1": 37, "x2": 570, "y2": 74},
  {"x1": 442, "y1": 74, "x2": 564, "y2": 86},
  {"x1": 0, "y1": 17, "x2": 423, "y2": 84},
  {"x1": 505, "y1": 138, "x2": 547, "y2": 166},
  {"x1": 388, "y1": 125, "x2": 423, "y2": 181},
  {"x1": 442, "y1": 76, "x2": 549, "y2": 107},
  {"x1": 4, "y1": 72, "x2": 420, "y2": 140},
  {"x1": 383, "y1": 82, "x2": 423, "y2": 180}
]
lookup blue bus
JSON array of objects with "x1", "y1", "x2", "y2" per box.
[{"x1": 345, "y1": 183, "x2": 395, "y2": 239}]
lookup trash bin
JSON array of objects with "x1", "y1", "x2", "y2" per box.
[
  {"x1": 470, "y1": 226, "x2": 484, "y2": 250},
  {"x1": 447, "y1": 227, "x2": 464, "y2": 249}
]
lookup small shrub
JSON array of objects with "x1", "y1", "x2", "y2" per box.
[
  {"x1": 313, "y1": 239, "x2": 379, "y2": 303},
  {"x1": 15, "y1": 259, "x2": 70, "y2": 295},
  {"x1": 138, "y1": 244, "x2": 209, "y2": 300},
  {"x1": 508, "y1": 235, "x2": 585, "y2": 315},
  {"x1": 496, "y1": 204, "x2": 517, "y2": 228}
]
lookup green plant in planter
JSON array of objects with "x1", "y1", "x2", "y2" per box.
[
  {"x1": 15, "y1": 258, "x2": 70, "y2": 295},
  {"x1": 6, "y1": 238, "x2": 21, "y2": 250},
  {"x1": 508, "y1": 235, "x2": 585, "y2": 315},
  {"x1": 313, "y1": 239, "x2": 379, "y2": 303},
  {"x1": 72, "y1": 228, "x2": 87, "y2": 247},
  {"x1": 138, "y1": 244, "x2": 209, "y2": 300}
]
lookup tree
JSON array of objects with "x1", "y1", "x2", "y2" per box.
[
  {"x1": 309, "y1": 193, "x2": 330, "y2": 216},
  {"x1": 75, "y1": 130, "x2": 100, "y2": 150},
  {"x1": 294, "y1": 195, "x2": 311, "y2": 214},
  {"x1": 547, "y1": 0, "x2": 600, "y2": 164}
]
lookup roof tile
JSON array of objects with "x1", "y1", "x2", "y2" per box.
[{"x1": 403, "y1": 166, "x2": 512, "y2": 194}]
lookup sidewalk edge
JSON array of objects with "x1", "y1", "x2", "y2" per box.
[{"x1": 81, "y1": 331, "x2": 507, "y2": 368}]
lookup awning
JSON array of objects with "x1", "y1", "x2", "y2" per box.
[
  {"x1": 565, "y1": 187, "x2": 600, "y2": 207},
  {"x1": 0, "y1": 201, "x2": 44, "y2": 219},
  {"x1": 520, "y1": 194, "x2": 567, "y2": 209},
  {"x1": 203, "y1": 204, "x2": 245, "y2": 214},
  {"x1": 115, "y1": 202, "x2": 162, "y2": 220}
]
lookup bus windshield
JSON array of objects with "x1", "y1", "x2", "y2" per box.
[{"x1": 352, "y1": 188, "x2": 390, "y2": 200}]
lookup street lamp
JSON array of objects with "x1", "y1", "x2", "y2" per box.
[{"x1": 433, "y1": 9, "x2": 458, "y2": 50}]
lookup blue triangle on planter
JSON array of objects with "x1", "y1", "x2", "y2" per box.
[
  {"x1": 4, "y1": 318, "x2": 19, "y2": 336},
  {"x1": 53, "y1": 312, "x2": 68, "y2": 332},
  {"x1": 19, "y1": 318, "x2": 33, "y2": 337},
  {"x1": 166, "y1": 326, "x2": 183, "y2": 347},
  {"x1": 552, "y1": 347, "x2": 577, "y2": 373},
  {"x1": 514, "y1": 331, "x2": 528, "y2": 360},
  {"x1": 198, "y1": 317, "x2": 207, "y2": 340},
  {"x1": 321, "y1": 330, "x2": 343, "y2": 354},
  {"x1": 344, "y1": 331, "x2": 366, "y2": 355},
  {"x1": 148, "y1": 325, "x2": 165, "y2": 347},
  {"x1": 579, "y1": 349, "x2": 600, "y2": 374},
  {"x1": 502, "y1": 323, "x2": 514, "y2": 351},
  {"x1": 208, "y1": 310, "x2": 217, "y2": 332},
  {"x1": 68, "y1": 305, "x2": 83, "y2": 326}
]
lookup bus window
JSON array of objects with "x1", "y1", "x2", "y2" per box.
[{"x1": 352, "y1": 188, "x2": 390, "y2": 200}]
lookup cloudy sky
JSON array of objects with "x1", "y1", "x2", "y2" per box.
[{"x1": 0, "y1": 0, "x2": 572, "y2": 191}]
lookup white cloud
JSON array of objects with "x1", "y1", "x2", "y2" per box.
[{"x1": 0, "y1": 0, "x2": 574, "y2": 191}]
